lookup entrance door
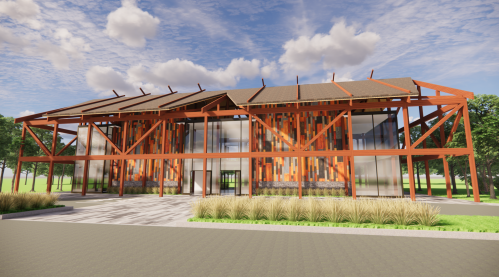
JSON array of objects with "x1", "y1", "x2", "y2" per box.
[
  {"x1": 190, "y1": 170, "x2": 212, "y2": 195},
  {"x1": 221, "y1": 170, "x2": 241, "y2": 196}
]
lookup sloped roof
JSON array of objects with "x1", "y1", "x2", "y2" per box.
[{"x1": 45, "y1": 77, "x2": 418, "y2": 117}]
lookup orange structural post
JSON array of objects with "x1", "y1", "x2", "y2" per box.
[
  {"x1": 436, "y1": 91, "x2": 452, "y2": 198},
  {"x1": 119, "y1": 121, "x2": 128, "y2": 197},
  {"x1": 297, "y1": 113, "x2": 302, "y2": 199},
  {"x1": 47, "y1": 123, "x2": 59, "y2": 193},
  {"x1": 248, "y1": 114, "x2": 253, "y2": 198},
  {"x1": 402, "y1": 106, "x2": 416, "y2": 201},
  {"x1": 417, "y1": 87, "x2": 432, "y2": 195},
  {"x1": 202, "y1": 116, "x2": 207, "y2": 198},
  {"x1": 462, "y1": 101, "x2": 480, "y2": 202},
  {"x1": 347, "y1": 110, "x2": 356, "y2": 199},
  {"x1": 159, "y1": 120, "x2": 166, "y2": 197},
  {"x1": 82, "y1": 124, "x2": 92, "y2": 196},
  {"x1": 14, "y1": 123, "x2": 27, "y2": 193}
]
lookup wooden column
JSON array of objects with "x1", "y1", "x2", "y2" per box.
[
  {"x1": 297, "y1": 113, "x2": 302, "y2": 199},
  {"x1": 248, "y1": 114, "x2": 252, "y2": 198},
  {"x1": 159, "y1": 120, "x2": 166, "y2": 197},
  {"x1": 202, "y1": 116, "x2": 208, "y2": 198},
  {"x1": 14, "y1": 123, "x2": 27, "y2": 193},
  {"x1": 436, "y1": 91, "x2": 452, "y2": 198},
  {"x1": 82, "y1": 124, "x2": 92, "y2": 196},
  {"x1": 142, "y1": 159, "x2": 147, "y2": 188},
  {"x1": 108, "y1": 131, "x2": 116, "y2": 190},
  {"x1": 119, "y1": 121, "x2": 128, "y2": 197},
  {"x1": 402, "y1": 106, "x2": 416, "y2": 201},
  {"x1": 417, "y1": 86, "x2": 431, "y2": 195},
  {"x1": 347, "y1": 111, "x2": 356, "y2": 199},
  {"x1": 462, "y1": 101, "x2": 480, "y2": 202},
  {"x1": 46, "y1": 123, "x2": 59, "y2": 193}
]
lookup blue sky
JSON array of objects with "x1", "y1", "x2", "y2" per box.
[{"x1": 0, "y1": 0, "x2": 498, "y2": 130}]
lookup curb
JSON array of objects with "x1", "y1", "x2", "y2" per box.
[
  {"x1": 175, "y1": 221, "x2": 499, "y2": 241},
  {"x1": 1, "y1": 206, "x2": 74, "y2": 220}
]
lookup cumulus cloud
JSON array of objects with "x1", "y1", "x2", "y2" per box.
[
  {"x1": 86, "y1": 66, "x2": 136, "y2": 95},
  {"x1": 0, "y1": 26, "x2": 29, "y2": 48},
  {"x1": 261, "y1": 60, "x2": 279, "y2": 79},
  {"x1": 322, "y1": 72, "x2": 354, "y2": 83},
  {"x1": 24, "y1": 28, "x2": 91, "y2": 70},
  {"x1": 105, "y1": 0, "x2": 160, "y2": 48},
  {"x1": 279, "y1": 21, "x2": 380, "y2": 72},
  {"x1": 18, "y1": 110, "x2": 35, "y2": 117},
  {"x1": 128, "y1": 58, "x2": 262, "y2": 88},
  {"x1": 0, "y1": 0, "x2": 41, "y2": 29}
]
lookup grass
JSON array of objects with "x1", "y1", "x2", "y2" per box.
[
  {"x1": 1, "y1": 177, "x2": 72, "y2": 193},
  {"x1": 188, "y1": 214, "x2": 499, "y2": 233},
  {"x1": 403, "y1": 178, "x2": 499, "y2": 204}
]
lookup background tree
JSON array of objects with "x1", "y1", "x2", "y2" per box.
[{"x1": 0, "y1": 115, "x2": 13, "y2": 192}]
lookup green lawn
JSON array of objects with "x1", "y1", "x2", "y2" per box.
[
  {"x1": 189, "y1": 214, "x2": 499, "y2": 233},
  {"x1": 403, "y1": 178, "x2": 499, "y2": 204},
  {"x1": 1, "y1": 177, "x2": 72, "y2": 193}
]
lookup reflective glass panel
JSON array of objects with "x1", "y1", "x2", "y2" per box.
[
  {"x1": 351, "y1": 115, "x2": 375, "y2": 150},
  {"x1": 354, "y1": 156, "x2": 378, "y2": 196}
]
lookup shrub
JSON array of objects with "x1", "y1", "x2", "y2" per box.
[
  {"x1": 339, "y1": 189, "x2": 345, "y2": 197},
  {"x1": 284, "y1": 198, "x2": 302, "y2": 221},
  {"x1": 227, "y1": 197, "x2": 247, "y2": 220},
  {"x1": 270, "y1": 188, "x2": 277, "y2": 196},
  {"x1": 247, "y1": 197, "x2": 266, "y2": 220},
  {"x1": 30, "y1": 194, "x2": 45, "y2": 209},
  {"x1": 414, "y1": 202, "x2": 440, "y2": 226},
  {"x1": 152, "y1": 187, "x2": 159, "y2": 194},
  {"x1": 190, "y1": 198, "x2": 209, "y2": 218},
  {"x1": 262, "y1": 187, "x2": 270, "y2": 196},
  {"x1": 292, "y1": 188, "x2": 298, "y2": 197},
  {"x1": 323, "y1": 188, "x2": 330, "y2": 197},
  {"x1": 307, "y1": 188, "x2": 313, "y2": 197},
  {"x1": 315, "y1": 188, "x2": 323, "y2": 197},
  {"x1": 303, "y1": 198, "x2": 323, "y2": 222},
  {"x1": 369, "y1": 199, "x2": 391, "y2": 225},
  {"x1": 285, "y1": 187, "x2": 292, "y2": 196},
  {"x1": 344, "y1": 199, "x2": 369, "y2": 224},
  {"x1": 255, "y1": 188, "x2": 261, "y2": 196},
  {"x1": 0, "y1": 193, "x2": 14, "y2": 212},
  {"x1": 13, "y1": 192, "x2": 31, "y2": 210},
  {"x1": 323, "y1": 198, "x2": 345, "y2": 223},
  {"x1": 265, "y1": 197, "x2": 284, "y2": 221},
  {"x1": 390, "y1": 199, "x2": 415, "y2": 225},
  {"x1": 277, "y1": 188, "x2": 285, "y2": 196},
  {"x1": 43, "y1": 193, "x2": 60, "y2": 207},
  {"x1": 146, "y1": 187, "x2": 153, "y2": 194},
  {"x1": 209, "y1": 197, "x2": 228, "y2": 219}
]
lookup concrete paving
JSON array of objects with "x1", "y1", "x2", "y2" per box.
[{"x1": 1, "y1": 220, "x2": 498, "y2": 277}]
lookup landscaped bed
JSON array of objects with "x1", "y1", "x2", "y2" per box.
[
  {"x1": 189, "y1": 196, "x2": 499, "y2": 233},
  {"x1": 0, "y1": 192, "x2": 63, "y2": 215}
]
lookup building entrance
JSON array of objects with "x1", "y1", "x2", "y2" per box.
[
  {"x1": 220, "y1": 170, "x2": 241, "y2": 196},
  {"x1": 190, "y1": 170, "x2": 212, "y2": 195}
]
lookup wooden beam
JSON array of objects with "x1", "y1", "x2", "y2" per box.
[
  {"x1": 119, "y1": 121, "x2": 128, "y2": 197},
  {"x1": 247, "y1": 85, "x2": 266, "y2": 103},
  {"x1": 398, "y1": 104, "x2": 457, "y2": 133},
  {"x1": 90, "y1": 123, "x2": 123, "y2": 155},
  {"x1": 82, "y1": 94, "x2": 150, "y2": 112},
  {"x1": 158, "y1": 88, "x2": 205, "y2": 108},
  {"x1": 445, "y1": 108, "x2": 463, "y2": 145},
  {"x1": 124, "y1": 120, "x2": 163, "y2": 155},
  {"x1": 413, "y1": 80, "x2": 474, "y2": 99},
  {"x1": 119, "y1": 94, "x2": 171, "y2": 111},
  {"x1": 421, "y1": 122, "x2": 442, "y2": 148},
  {"x1": 462, "y1": 101, "x2": 480, "y2": 202},
  {"x1": 203, "y1": 116, "x2": 208, "y2": 198},
  {"x1": 347, "y1": 110, "x2": 356, "y2": 199},
  {"x1": 56, "y1": 136, "x2": 77, "y2": 156},
  {"x1": 25, "y1": 126, "x2": 51, "y2": 156},
  {"x1": 332, "y1": 81, "x2": 353, "y2": 97},
  {"x1": 159, "y1": 120, "x2": 166, "y2": 197},
  {"x1": 201, "y1": 94, "x2": 228, "y2": 113},
  {"x1": 31, "y1": 125, "x2": 77, "y2": 135},
  {"x1": 297, "y1": 113, "x2": 302, "y2": 199},
  {"x1": 411, "y1": 104, "x2": 463, "y2": 149},
  {"x1": 403, "y1": 106, "x2": 416, "y2": 201},
  {"x1": 81, "y1": 124, "x2": 92, "y2": 196},
  {"x1": 368, "y1": 77, "x2": 411, "y2": 93},
  {"x1": 301, "y1": 110, "x2": 347, "y2": 150}
]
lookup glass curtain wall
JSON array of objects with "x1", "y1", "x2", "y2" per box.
[{"x1": 351, "y1": 113, "x2": 403, "y2": 196}]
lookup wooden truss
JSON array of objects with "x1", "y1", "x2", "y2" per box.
[{"x1": 14, "y1": 80, "x2": 481, "y2": 202}]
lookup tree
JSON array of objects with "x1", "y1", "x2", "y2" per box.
[{"x1": 0, "y1": 115, "x2": 13, "y2": 192}]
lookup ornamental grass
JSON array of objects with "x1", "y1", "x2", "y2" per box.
[
  {"x1": 190, "y1": 197, "x2": 441, "y2": 227},
  {"x1": 0, "y1": 192, "x2": 61, "y2": 213}
]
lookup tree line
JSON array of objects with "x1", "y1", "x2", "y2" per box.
[{"x1": 0, "y1": 115, "x2": 75, "y2": 193}]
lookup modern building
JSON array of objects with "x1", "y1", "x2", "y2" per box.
[{"x1": 14, "y1": 74, "x2": 481, "y2": 201}]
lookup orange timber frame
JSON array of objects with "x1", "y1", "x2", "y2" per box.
[{"x1": 13, "y1": 79, "x2": 481, "y2": 202}]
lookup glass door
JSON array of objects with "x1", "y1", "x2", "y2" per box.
[
  {"x1": 220, "y1": 170, "x2": 241, "y2": 196},
  {"x1": 190, "y1": 170, "x2": 212, "y2": 195}
]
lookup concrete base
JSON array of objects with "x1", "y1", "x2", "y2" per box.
[
  {"x1": 1, "y1": 206, "x2": 74, "y2": 220},
  {"x1": 111, "y1": 181, "x2": 177, "y2": 187}
]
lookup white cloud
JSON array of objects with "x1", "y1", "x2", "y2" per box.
[
  {"x1": 0, "y1": 0, "x2": 41, "y2": 29},
  {"x1": 18, "y1": 109, "x2": 34, "y2": 117},
  {"x1": 105, "y1": 0, "x2": 160, "y2": 48},
  {"x1": 279, "y1": 20, "x2": 380, "y2": 72},
  {"x1": 261, "y1": 60, "x2": 279, "y2": 79},
  {"x1": 322, "y1": 72, "x2": 354, "y2": 83},
  {"x1": 128, "y1": 58, "x2": 262, "y2": 88},
  {"x1": 0, "y1": 26, "x2": 29, "y2": 48},
  {"x1": 86, "y1": 66, "x2": 136, "y2": 96},
  {"x1": 23, "y1": 29, "x2": 91, "y2": 70},
  {"x1": 409, "y1": 116, "x2": 420, "y2": 123}
]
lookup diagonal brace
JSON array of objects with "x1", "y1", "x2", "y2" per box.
[
  {"x1": 124, "y1": 120, "x2": 164, "y2": 155},
  {"x1": 246, "y1": 111, "x2": 297, "y2": 151},
  {"x1": 90, "y1": 123, "x2": 123, "y2": 155},
  {"x1": 421, "y1": 122, "x2": 442, "y2": 148},
  {"x1": 56, "y1": 136, "x2": 77, "y2": 156},
  {"x1": 411, "y1": 104, "x2": 463, "y2": 149},
  {"x1": 301, "y1": 110, "x2": 347, "y2": 150},
  {"x1": 201, "y1": 94, "x2": 228, "y2": 113},
  {"x1": 25, "y1": 126, "x2": 51, "y2": 156},
  {"x1": 445, "y1": 108, "x2": 463, "y2": 145}
]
